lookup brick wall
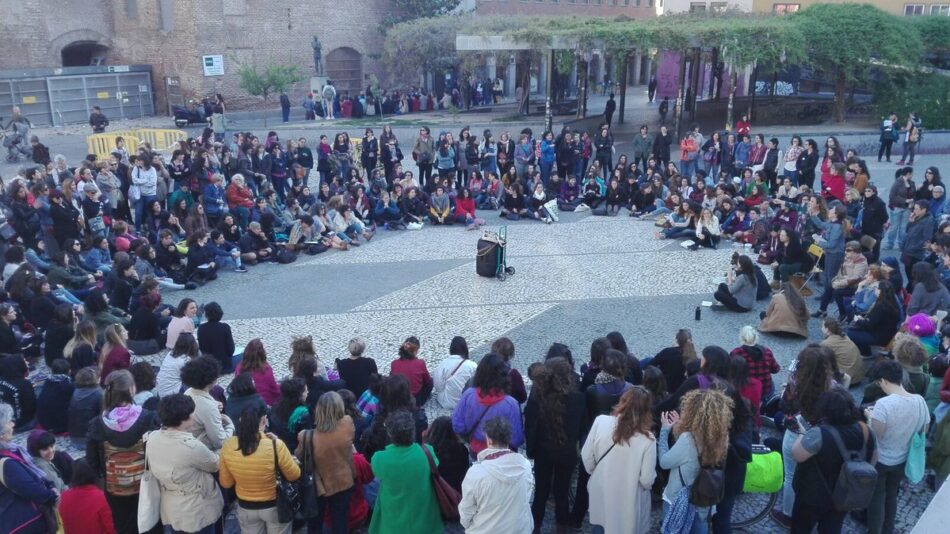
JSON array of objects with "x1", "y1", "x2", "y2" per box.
[{"x1": 0, "y1": 0, "x2": 389, "y2": 114}]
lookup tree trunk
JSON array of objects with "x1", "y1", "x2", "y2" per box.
[
  {"x1": 518, "y1": 53, "x2": 531, "y2": 116},
  {"x1": 618, "y1": 54, "x2": 629, "y2": 125},
  {"x1": 726, "y1": 70, "x2": 738, "y2": 131},
  {"x1": 674, "y1": 50, "x2": 689, "y2": 140},
  {"x1": 834, "y1": 68, "x2": 847, "y2": 123},
  {"x1": 748, "y1": 65, "x2": 758, "y2": 121}
]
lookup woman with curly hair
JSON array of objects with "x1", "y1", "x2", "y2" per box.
[
  {"x1": 659, "y1": 388, "x2": 734, "y2": 532},
  {"x1": 771, "y1": 344, "x2": 836, "y2": 528},
  {"x1": 524, "y1": 357, "x2": 586, "y2": 530},
  {"x1": 582, "y1": 386, "x2": 657, "y2": 534}
]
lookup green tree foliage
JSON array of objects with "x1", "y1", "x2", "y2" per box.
[
  {"x1": 382, "y1": 15, "x2": 468, "y2": 86},
  {"x1": 791, "y1": 4, "x2": 922, "y2": 122},
  {"x1": 236, "y1": 63, "x2": 304, "y2": 103},
  {"x1": 383, "y1": 0, "x2": 461, "y2": 27},
  {"x1": 875, "y1": 74, "x2": 950, "y2": 129}
]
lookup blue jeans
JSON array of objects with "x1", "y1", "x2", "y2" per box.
[
  {"x1": 679, "y1": 159, "x2": 697, "y2": 179},
  {"x1": 882, "y1": 207, "x2": 907, "y2": 249},
  {"x1": 662, "y1": 500, "x2": 709, "y2": 534},
  {"x1": 307, "y1": 487, "x2": 353, "y2": 534},
  {"x1": 540, "y1": 161, "x2": 554, "y2": 185},
  {"x1": 136, "y1": 194, "x2": 158, "y2": 230},
  {"x1": 52, "y1": 288, "x2": 81, "y2": 305},
  {"x1": 166, "y1": 523, "x2": 215, "y2": 534},
  {"x1": 784, "y1": 168, "x2": 799, "y2": 185}
]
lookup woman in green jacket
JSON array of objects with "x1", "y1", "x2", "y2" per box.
[{"x1": 369, "y1": 410, "x2": 443, "y2": 534}]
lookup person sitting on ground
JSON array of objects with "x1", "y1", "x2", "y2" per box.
[
  {"x1": 714, "y1": 254, "x2": 757, "y2": 312},
  {"x1": 847, "y1": 280, "x2": 902, "y2": 356},
  {"x1": 131, "y1": 361, "x2": 159, "y2": 410},
  {"x1": 67, "y1": 367, "x2": 101, "y2": 448},
  {"x1": 335, "y1": 337, "x2": 378, "y2": 400},
  {"x1": 647, "y1": 329, "x2": 697, "y2": 393},
  {"x1": 730, "y1": 325, "x2": 780, "y2": 400},
  {"x1": 558, "y1": 175, "x2": 582, "y2": 212},
  {"x1": 35, "y1": 359, "x2": 73, "y2": 434},
  {"x1": 428, "y1": 185, "x2": 453, "y2": 225},
  {"x1": 156, "y1": 332, "x2": 198, "y2": 398},
  {"x1": 433, "y1": 336, "x2": 478, "y2": 410},
  {"x1": 820, "y1": 317, "x2": 864, "y2": 386},
  {"x1": 500, "y1": 183, "x2": 527, "y2": 220},
  {"x1": 390, "y1": 336, "x2": 434, "y2": 407},
  {"x1": 235, "y1": 338, "x2": 280, "y2": 406},
  {"x1": 907, "y1": 261, "x2": 950, "y2": 316},
  {"x1": 759, "y1": 281, "x2": 810, "y2": 338},
  {"x1": 528, "y1": 182, "x2": 555, "y2": 223}
]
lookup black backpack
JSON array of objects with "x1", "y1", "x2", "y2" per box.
[
  {"x1": 688, "y1": 464, "x2": 726, "y2": 508},
  {"x1": 819, "y1": 424, "x2": 878, "y2": 512}
]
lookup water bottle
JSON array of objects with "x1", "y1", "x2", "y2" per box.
[{"x1": 695, "y1": 306, "x2": 701, "y2": 321}]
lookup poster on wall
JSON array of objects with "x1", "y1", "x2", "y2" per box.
[
  {"x1": 202, "y1": 55, "x2": 224, "y2": 76},
  {"x1": 656, "y1": 51, "x2": 682, "y2": 99}
]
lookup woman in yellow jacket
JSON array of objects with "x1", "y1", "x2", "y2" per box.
[{"x1": 219, "y1": 403, "x2": 301, "y2": 534}]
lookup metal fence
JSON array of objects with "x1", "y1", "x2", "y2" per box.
[{"x1": 0, "y1": 65, "x2": 155, "y2": 127}]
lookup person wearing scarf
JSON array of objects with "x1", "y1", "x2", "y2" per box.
[{"x1": 0, "y1": 402, "x2": 58, "y2": 534}]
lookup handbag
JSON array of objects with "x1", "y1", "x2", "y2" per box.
[
  {"x1": 296, "y1": 431, "x2": 322, "y2": 520},
  {"x1": 742, "y1": 446, "x2": 784, "y2": 493},
  {"x1": 421, "y1": 444, "x2": 462, "y2": 522},
  {"x1": 654, "y1": 214, "x2": 671, "y2": 228},
  {"x1": 88, "y1": 215, "x2": 106, "y2": 233},
  {"x1": 905, "y1": 401, "x2": 928, "y2": 484},
  {"x1": 137, "y1": 441, "x2": 161, "y2": 532},
  {"x1": 271, "y1": 438, "x2": 301, "y2": 523},
  {"x1": 590, "y1": 442, "x2": 616, "y2": 475},
  {"x1": 128, "y1": 184, "x2": 142, "y2": 202}
]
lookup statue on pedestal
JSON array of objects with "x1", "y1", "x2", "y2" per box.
[{"x1": 312, "y1": 37, "x2": 324, "y2": 76}]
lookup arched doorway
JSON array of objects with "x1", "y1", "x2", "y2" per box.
[
  {"x1": 325, "y1": 47, "x2": 363, "y2": 96},
  {"x1": 61, "y1": 42, "x2": 110, "y2": 66}
]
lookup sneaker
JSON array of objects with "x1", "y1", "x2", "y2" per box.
[
  {"x1": 575, "y1": 203, "x2": 590, "y2": 212},
  {"x1": 363, "y1": 231, "x2": 374, "y2": 242},
  {"x1": 543, "y1": 217, "x2": 552, "y2": 224},
  {"x1": 348, "y1": 239, "x2": 361, "y2": 247},
  {"x1": 184, "y1": 282, "x2": 198, "y2": 290},
  {"x1": 234, "y1": 266, "x2": 248, "y2": 273},
  {"x1": 896, "y1": 160, "x2": 905, "y2": 165}
]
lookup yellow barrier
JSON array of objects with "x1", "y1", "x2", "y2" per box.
[{"x1": 86, "y1": 129, "x2": 187, "y2": 159}]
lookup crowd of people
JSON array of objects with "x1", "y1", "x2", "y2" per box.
[{"x1": 0, "y1": 108, "x2": 947, "y2": 534}]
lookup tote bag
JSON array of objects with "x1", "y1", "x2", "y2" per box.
[
  {"x1": 137, "y1": 443, "x2": 161, "y2": 532},
  {"x1": 905, "y1": 399, "x2": 928, "y2": 484}
]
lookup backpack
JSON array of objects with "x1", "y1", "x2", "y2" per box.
[
  {"x1": 276, "y1": 248, "x2": 298, "y2": 264},
  {"x1": 818, "y1": 424, "x2": 877, "y2": 512},
  {"x1": 689, "y1": 464, "x2": 726, "y2": 508},
  {"x1": 103, "y1": 439, "x2": 147, "y2": 496}
]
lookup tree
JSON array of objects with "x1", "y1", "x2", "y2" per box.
[
  {"x1": 792, "y1": 4, "x2": 922, "y2": 122},
  {"x1": 383, "y1": 0, "x2": 462, "y2": 27},
  {"x1": 235, "y1": 62, "x2": 303, "y2": 125}
]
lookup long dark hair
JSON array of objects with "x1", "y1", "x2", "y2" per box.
[
  {"x1": 873, "y1": 280, "x2": 899, "y2": 314},
  {"x1": 424, "y1": 416, "x2": 461, "y2": 456},
  {"x1": 701, "y1": 345, "x2": 731, "y2": 379},
  {"x1": 912, "y1": 261, "x2": 942, "y2": 292},
  {"x1": 274, "y1": 378, "x2": 306, "y2": 423},
  {"x1": 530, "y1": 357, "x2": 574, "y2": 445},
  {"x1": 737, "y1": 255, "x2": 757, "y2": 287},
  {"x1": 792, "y1": 344, "x2": 834, "y2": 422},
  {"x1": 783, "y1": 282, "x2": 808, "y2": 319},
  {"x1": 236, "y1": 404, "x2": 265, "y2": 456},
  {"x1": 472, "y1": 353, "x2": 511, "y2": 394},
  {"x1": 677, "y1": 329, "x2": 697, "y2": 364}
]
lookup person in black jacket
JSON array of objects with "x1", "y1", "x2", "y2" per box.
[
  {"x1": 127, "y1": 292, "x2": 163, "y2": 356},
  {"x1": 526, "y1": 357, "x2": 586, "y2": 531},
  {"x1": 0, "y1": 304, "x2": 22, "y2": 356},
  {"x1": 295, "y1": 356, "x2": 345, "y2": 409},
  {"x1": 36, "y1": 359, "x2": 73, "y2": 434},
  {"x1": 861, "y1": 184, "x2": 889, "y2": 262},
  {"x1": 185, "y1": 230, "x2": 218, "y2": 283},
  {"x1": 652, "y1": 125, "x2": 673, "y2": 171},
  {"x1": 423, "y1": 415, "x2": 470, "y2": 492},
  {"x1": 796, "y1": 139, "x2": 819, "y2": 191},
  {"x1": 108, "y1": 259, "x2": 139, "y2": 313},
  {"x1": 67, "y1": 367, "x2": 101, "y2": 448},
  {"x1": 196, "y1": 302, "x2": 236, "y2": 373},
  {"x1": 0, "y1": 354, "x2": 36, "y2": 429},
  {"x1": 43, "y1": 304, "x2": 75, "y2": 366}
]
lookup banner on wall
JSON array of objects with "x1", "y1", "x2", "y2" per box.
[{"x1": 656, "y1": 51, "x2": 682, "y2": 99}]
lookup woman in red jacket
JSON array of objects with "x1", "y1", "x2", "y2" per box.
[
  {"x1": 225, "y1": 175, "x2": 254, "y2": 228},
  {"x1": 389, "y1": 336, "x2": 434, "y2": 406},
  {"x1": 454, "y1": 188, "x2": 484, "y2": 229},
  {"x1": 59, "y1": 459, "x2": 117, "y2": 534},
  {"x1": 821, "y1": 162, "x2": 847, "y2": 202}
]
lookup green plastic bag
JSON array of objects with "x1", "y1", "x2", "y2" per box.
[{"x1": 743, "y1": 449, "x2": 783, "y2": 493}]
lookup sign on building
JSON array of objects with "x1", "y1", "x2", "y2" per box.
[{"x1": 202, "y1": 55, "x2": 224, "y2": 76}]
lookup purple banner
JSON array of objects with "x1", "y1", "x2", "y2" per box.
[{"x1": 656, "y1": 51, "x2": 682, "y2": 99}]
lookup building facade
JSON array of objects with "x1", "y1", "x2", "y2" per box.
[
  {"x1": 473, "y1": 0, "x2": 661, "y2": 17},
  {"x1": 662, "y1": 0, "x2": 752, "y2": 13},
  {"x1": 750, "y1": 0, "x2": 950, "y2": 16},
  {"x1": 0, "y1": 0, "x2": 389, "y2": 115}
]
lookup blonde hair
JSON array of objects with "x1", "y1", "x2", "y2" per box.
[
  {"x1": 98, "y1": 324, "x2": 126, "y2": 369},
  {"x1": 348, "y1": 337, "x2": 366, "y2": 357},
  {"x1": 739, "y1": 325, "x2": 759, "y2": 346},
  {"x1": 314, "y1": 391, "x2": 345, "y2": 433},
  {"x1": 64, "y1": 320, "x2": 97, "y2": 360},
  {"x1": 676, "y1": 389, "x2": 733, "y2": 466}
]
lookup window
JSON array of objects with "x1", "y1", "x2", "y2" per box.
[
  {"x1": 931, "y1": 4, "x2": 950, "y2": 15},
  {"x1": 711, "y1": 1, "x2": 727, "y2": 11},
  {"x1": 635, "y1": 0, "x2": 640, "y2": 5},
  {"x1": 773, "y1": 3, "x2": 800, "y2": 13},
  {"x1": 904, "y1": 4, "x2": 924, "y2": 15},
  {"x1": 690, "y1": 2, "x2": 707, "y2": 12}
]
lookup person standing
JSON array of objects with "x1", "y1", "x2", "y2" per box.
[
  {"x1": 89, "y1": 106, "x2": 109, "y2": 133},
  {"x1": 524, "y1": 358, "x2": 586, "y2": 531},
  {"x1": 603, "y1": 93, "x2": 616, "y2": 127},
  {"x1": 865, "y1": 360, "x2": 930, "y2": 534},
  {"x1": 810, "y1": 204, "x2": 848, "y2": 319},
  {"x1": 458, "y1": 417, "x2": 534, "y2": 534},
  {"x1": 896, "y1": 111, "x2": 920, "y2": 166},
  {"x1": 879, "y1": 113, "x2": 899, "y2": 163},
  {"x1": 648, "y1": 76, "x2": 658, "y2": 103},
  {"x1": 302, "y1": 93, "x2": 316, "y2": 121},
  {"x1": 658, "y1": 97, "x2": 670, "y2": 125},
  {"x1": 900, "y1": 200, "x2": 935, "y2": 291},
  {"x1": 582, "y1": 387, "x2": 657, "y2": 534},
  {"x1": 279, "y1": 92, "x2": 291, "y2": 123},
  {"x1": 881, "y1": 167, "x2": 915, "y2": 250},
  {"x1": 413, "y1": 127, "x2": 435, "y2": 189},
  {"x1": 322, "y1": 82, "x2": 337, "y2": 119}
]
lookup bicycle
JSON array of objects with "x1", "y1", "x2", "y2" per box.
[{"x1": 730, "y1": 444, "x2": 782, "y2": 529}]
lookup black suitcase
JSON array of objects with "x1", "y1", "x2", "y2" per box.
[{"x1": 476, "y1": 239, "x2": 500, "y2": 278}]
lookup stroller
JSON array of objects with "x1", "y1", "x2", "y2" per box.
[
  {"x1": 2, "y1": 121, "x2": 32, "y2": 163},
  {"x1": 476, "y1": 226, "x2": 515, "y2": 281}
]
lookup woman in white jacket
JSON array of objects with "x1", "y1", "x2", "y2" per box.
[
  {"x1": 691, "y1": 208, "x2": 721, "y2": 250},
  {"x1": 432, "y1": 336, "x2": 478, "y2": 409},
  {"x1": 459, "y1": 416, "x2": 534, "y2": 534},
  {"x1": 581, "y1": 387, "x2": 657, "y2": 534}
]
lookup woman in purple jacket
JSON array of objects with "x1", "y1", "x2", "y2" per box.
[{"x1": 452, "y1": 353, "x2": 524, "y2": 458}]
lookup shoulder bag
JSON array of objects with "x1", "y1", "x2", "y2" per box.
[
  {"x1": 296, "y1": 430, "x2": 323, "y2": 520},
  {"x1": 137, "y1": 439, "x2": 161, "y2": 532},
  {"x1": 0, "y1": 455, "x2": 59, "y2": 534},
  {"x1": 271, "y1": 438, "x2": 301, "y2": 523},
  {"x1": 421, "y1": 444, "x2": 462, "y2": 522},
  {"x1": 905, "y1": 399, "x2": 928, "y2": 484},
  {"x1": 590, "y1": 442, "x2": 617, "y2": 475},
  {"x1": 459, "y1": 404, "x2": 491, "y2": 442}
]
